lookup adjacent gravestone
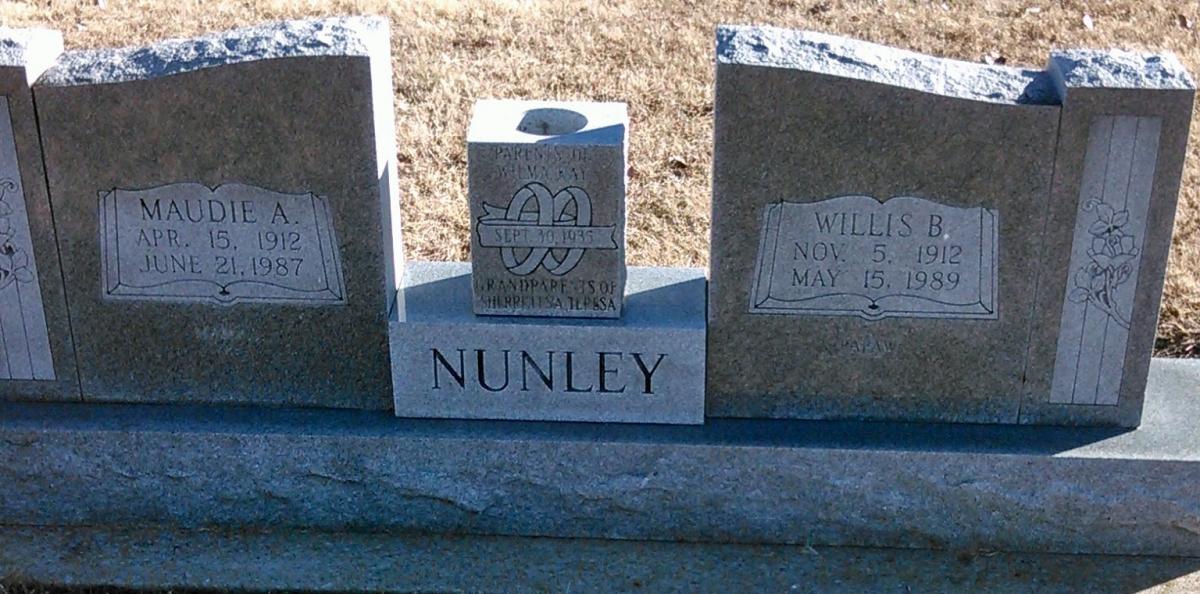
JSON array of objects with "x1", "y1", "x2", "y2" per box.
[
  {"x1": 390, "y1": 261, "x2": 705, "y2": 424},
  {"x1": 1022, "y1": 50, "x2": 1195, "y2": 426},
  {"x1": 709, "y1": 26, "x2": 1061, "y2": 424},
  {"x1": 708, "y1": 26, "x2": 1194, "y2": 427},
  {"x1": 0, "y1": 27, "x2": 78, "y2": 401},
  {"x1": 467, "y1": 100, "x2": 627, "y2": 318},
  {"x1": 34, "y1": 17, "x2": 402, "y2": 408}
]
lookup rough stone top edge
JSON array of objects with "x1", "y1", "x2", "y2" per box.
[
  {"x1": 468, "y1": 98, "x2": 628, "y2": 146},
  {"x1": 38, "y1": 15, "x2": 388, "y2": 87},
  {"x1": 715, "y1": 24, "x2": 1059, "y2": 106},
  {"x1": 1049, "y1": 49, "x2": 1195, "y2": 91},
  {"x1": 0, "y1": 26, "x2": 64, "y2": 84}
]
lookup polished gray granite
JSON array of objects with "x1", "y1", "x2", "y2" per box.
[
  {"x1": 1, "y1": 359, "x2": 1194, "y2": 459},
  {"x1": 0, "y1": 359, "x2": 1196, "y2": 557},
  {"x1": 392, "y1": 262, "x2": 705, "y2": 423},
  {"x1": 3, "y1": 525, "x2": 1199, "y2": 593}
]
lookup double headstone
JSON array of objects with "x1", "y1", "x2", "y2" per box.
[
  {"x1": 709, "y1": 26, "x2": 1194, "y2": 426},
  {"x1": 390, "y1": 100, "x2": 706, "y2": 424},
  {"x1": 0, "y1": 18, "x2": 1189, "y2": 430},
  {"x1": 34, "y1": 17, "x2": 402, "y2": 408}
]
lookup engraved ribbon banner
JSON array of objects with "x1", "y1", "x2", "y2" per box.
[
  {"x1": 476, "y1": 182, "x2": 617, "y2": 276},
  {"x1": 99, "y1": 182, "x2": 347, "y2": 306},
  {"x1": 750, "y1": 196, "x2": 998, "y2": 321}
]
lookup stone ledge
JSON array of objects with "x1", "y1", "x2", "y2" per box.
[
  {"x1": 3, "y1": 525, "x2": 1199, "y2": 593},
  {"x1": 0, "y1": 359, "x2": 1197, "y2": 556}
]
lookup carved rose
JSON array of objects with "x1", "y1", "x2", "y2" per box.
[
  {"x1": 1068, "y1": 198, "x2": 1138, "y2": 330},
  {"x1": 0, "y1": 179, "x2": 33, "y2": 290}
]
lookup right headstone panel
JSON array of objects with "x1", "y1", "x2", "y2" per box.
[
  {"x1": 1022, "y1": 51, "x2": 1195, "y2": 426},
  {"x1": 0, "y1": 27, "x2": 78, "y2": 401},
  {"x1": 708, "y1": 26, "x2": 1062, "y2": 423}
]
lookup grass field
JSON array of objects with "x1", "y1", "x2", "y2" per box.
[{"x1": 1, "y1": 0, "x2": 1198, "y2": 353}]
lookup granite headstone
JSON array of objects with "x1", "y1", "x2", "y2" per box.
[
  {"x1": 709, "y1": 26, "x2": 1194, "y2": 426},
  {"x1": 34, "y1": 17, "x2": 402, "y2": 408},
  {"x1": 1022, "y1": 50, "x2": 1194, "y2": 426},
  {"x1": 467, "y1": 99, "x2": 627, "y2": 318},
  {"x1": 709, "y1": 26, "x2": 1061, "y2": 423},
  {"x1": 0, "y1": 27, "x2": 78, "y2": 401}
]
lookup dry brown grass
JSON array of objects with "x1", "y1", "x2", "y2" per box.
[{"x1": 1, "y1": 0, "x2": 1199, "y2": 353}]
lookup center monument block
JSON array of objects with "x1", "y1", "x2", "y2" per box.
[
  {"x1": 392, "y1": 98, "x2": 704, "y2": 424},
  {"x1": 390, "y1": 262, "x2": 705, "y2": 424},
  {"x1": 34, "y1": 17, "x2": 402, "y2": 408}
]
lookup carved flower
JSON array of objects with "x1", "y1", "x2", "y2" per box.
[
  {"x1": 0, "y1": 181, "x2": 33, "y2": 289},
  {"x1": 1092, "y1": 250, "x2": 1136, "y2": 271},
  {"x1": 1072, "y1": 198, "x2": 1137, "y2": 329},
  {"x1": 1075, "y1": 261, "x2": 1103, "y2": 291},
  {"x1": 1086, "y1": 201, "x2": 1129, "y2": 233},
  {"x1": 1068, "y1": 287, "x2": 1091, "y2": 303},
  {"x1": 1115, "y1": 261, "x2": 1135, "y2": 286}
]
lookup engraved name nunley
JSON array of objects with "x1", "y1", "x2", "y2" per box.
[
  {"x1": 430, "y1": 348, "x2": 668, "y2": 395},
  {"x1": 750, "y1": 195, "x2": 998, "y2": 321}
]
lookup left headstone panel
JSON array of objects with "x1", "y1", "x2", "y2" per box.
[
  {"x1": 34, "y1": 18, "x2": 400, "y2": 408},
  {"x1": 0, "y1": 27, "x2": 79, "y2": 401}
]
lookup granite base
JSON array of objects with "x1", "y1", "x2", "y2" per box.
[
  {"x1": 391, "y1": 261, "x2": 706, "y2": 424},
  {"x1": 3, "y1": 525, "x2": 1199, "y2": 593},
  {"x1": 0, "y1": 360, "x2": 1197, "y2": 558}
]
